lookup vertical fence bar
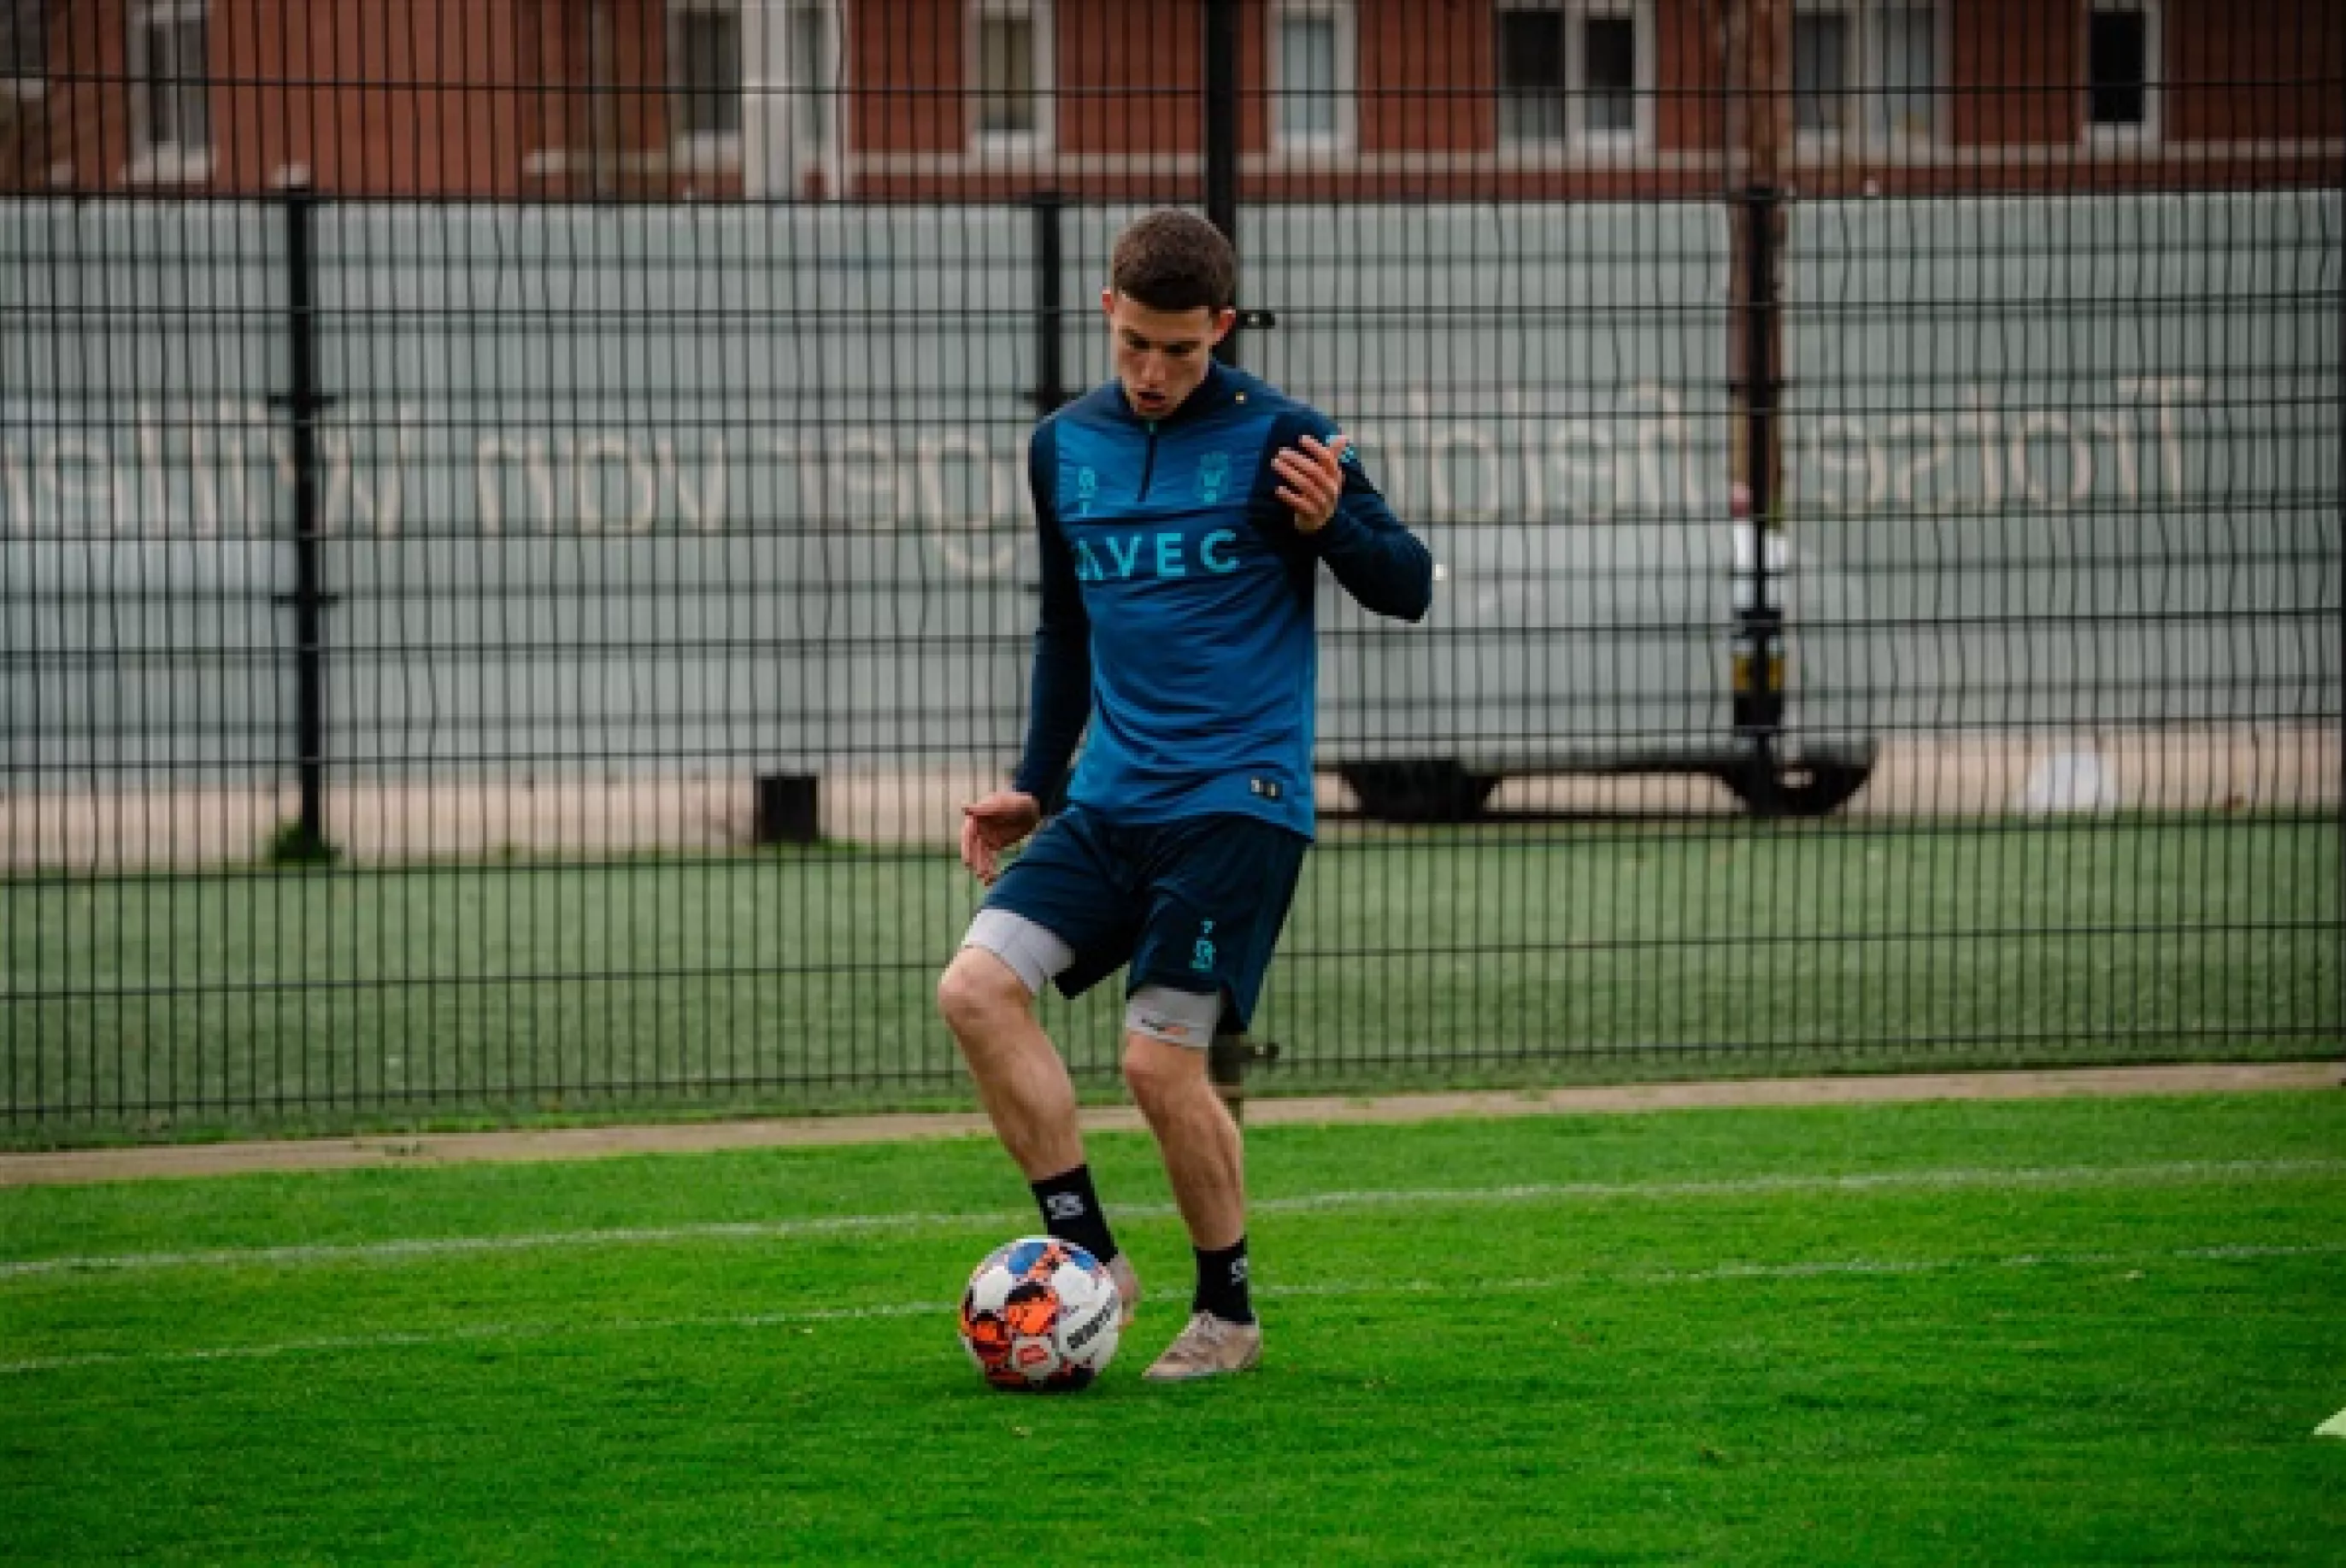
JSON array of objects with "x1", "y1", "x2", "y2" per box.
[{"x1": 269, "y1": 183, "x2": 337, "y2": 862}]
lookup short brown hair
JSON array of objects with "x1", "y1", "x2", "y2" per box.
[{"x1": 1110, "y1": 210, "x2": 1238, "y2": 314}]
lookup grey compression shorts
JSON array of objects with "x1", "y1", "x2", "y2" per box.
[{"x1": 961, "y1": 907, "x2": 1224, "y2": 1048}]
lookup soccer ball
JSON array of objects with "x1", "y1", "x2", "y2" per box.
[{"x1": 958, "y1": 1236, "x2": 1122, "y2": 1391}]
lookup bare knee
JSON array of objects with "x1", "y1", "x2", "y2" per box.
[
  {"x1": 1123, "y1": 1034, "x2": 1208, "y2": 1119},
  {"x1": 938, "y1": 948, "x2": 1031, "y2": 1043}
]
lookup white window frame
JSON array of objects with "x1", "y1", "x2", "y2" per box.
[
  {"x1": 1566, "y1": 0, "x2": 1653, "y2": 154},
  {"x1": 1791, "y1": 0, "x2": 1944, "y2": 161},
  {"x1": 125, "y1": 0, "x2": 211, "y2": 185},
  {"x1": 3, "y1": 0, "x2": 49, "y2": 102},
  {"x1": 2084, "y1": 0, "x2": 2161, "y2": 148},
  {"x1": 784, "y1": 0, "x2": 844, "y2": 191},
  {"x1": 670, "y1": 0, "x2": 745, "y2": 176},
  {"x1": 1270, "y1": 0, "x2": 1358, "y2": 159},
  {"x1": 1790, "y1": 1, "x2": 1855, "y2": 145},
  {"x1": 967, "y1": 0, "x2": 1053, "y2": 161},
  {"x1": 724, "y1": 0, "x2": 845, "y2": 197},
  {"x1": 1493, "y1": 0, "x2": 1656, "y2": 160}
]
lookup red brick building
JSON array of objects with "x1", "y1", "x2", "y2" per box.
[{"x1": 3, "y1": 0, "x2": 2338, "y2": 198}]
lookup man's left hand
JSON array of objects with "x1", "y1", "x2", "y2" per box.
[{"x1": 1273, "y1": 432, "x2": 1350, "y2": 535}]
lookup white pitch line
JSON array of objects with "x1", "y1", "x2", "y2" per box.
[
  {"x1": 0, "y1": 1211, "x2": 1038, "y2": 1280},
  {"x1": 0, "y1": 1301, "x2": 955, "y2": 1376},
  {"x1": 6, "y1": 1242, "x2": 2340, "y2": 1377},
  {"x1": 1245, "y1": 1157, "x2": 2346, "y2": 1214},
  {"x1": 3, "y1": 1157, "x2": 2340, "y2": 1281}
]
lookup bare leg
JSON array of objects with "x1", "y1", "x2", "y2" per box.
[
  {"x1": 936, "y1": 947, "x2": 1083, "y2": 1179},
  {"x1": 1122, "y1": 1031, "x2": 1244, "y2": 1250}
]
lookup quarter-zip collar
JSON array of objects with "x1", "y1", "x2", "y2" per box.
[{"x1": 1113, "y1": 360, "x2": 1241, "y2": 430}]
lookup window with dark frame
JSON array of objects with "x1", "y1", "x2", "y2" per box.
[
  {"x1": 2, "y1": 0, "x2": 47, "y2": 88},
  {"x1": 1582, "y1": 15, "x2": 1636, "y2": 135},
  {"x1": 1496, "y1": 3, "x2": 1643, "y2": 148},
  {"x1": 1496, "y1": 9, "x2": 1567, "y2": 144},
  {"x1": 673, "y1": 3, "x2": 744, "y2": 142},
  {"x1": 2087, "y1": 5, "x2": 2150, "y2": 128},
  {"x1": 1792, "y1": 9, "x2": 1850, "y2": 135}
]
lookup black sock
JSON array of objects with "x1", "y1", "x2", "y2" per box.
[
  {"x1": 1193, "y1": 1236, "x2": 1255, "y2": 1324},
  {"x1": 1030, "y1": 1165, "x2": 1119, "y2": 1266}
]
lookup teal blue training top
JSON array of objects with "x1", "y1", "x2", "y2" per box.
[{"x1": 1010, "y1": 360, "x2": 1434, "y2": 838}]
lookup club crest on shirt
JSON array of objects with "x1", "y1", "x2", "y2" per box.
[{"x1": 1197, "y1": 450, "x2": 1231, "y2": 504}]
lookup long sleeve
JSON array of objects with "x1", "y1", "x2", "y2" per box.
[
  {"x1": 1255, "y1": 412, "x2": 1434, "y2": 623},
  {"x1": 1314, "y1": 460, "x2": 1434, "y2": 622},
  {"x1": 1009, "y1": 424, "x2": 1093, "y2": 806}
]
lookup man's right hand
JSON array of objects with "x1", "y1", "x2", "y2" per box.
[{"x1": 959, "y1": 790, "x2": 1044, "y2": 884}]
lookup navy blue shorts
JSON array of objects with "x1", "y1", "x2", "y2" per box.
[{"x1": 980, "y1": 806, "x2": 1308, "y2": 1031}]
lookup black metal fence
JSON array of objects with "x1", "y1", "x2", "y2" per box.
[{"x1": 2, "y1": 0, "x2": 2339, "y2": 1134}]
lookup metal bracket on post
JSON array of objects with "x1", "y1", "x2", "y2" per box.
[{"x1": 1207, "y1": 1030, "x2": 1279, "y2": 1124}]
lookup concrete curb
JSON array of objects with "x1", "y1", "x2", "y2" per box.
[{"x1": 3, "y1": 1061, "x2": 2337, "y2": 1188}]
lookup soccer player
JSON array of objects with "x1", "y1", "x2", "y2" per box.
[{"x1": 936, "y1": 209, "x2": 1433, "y2": 1381}]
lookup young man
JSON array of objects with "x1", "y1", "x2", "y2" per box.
[{"x1": 935, "y1": 209, "x2": 1432, "y2": 1381}]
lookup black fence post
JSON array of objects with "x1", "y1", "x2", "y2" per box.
[
  {"x1": 1203, "y1": 0, "x2": 1241, "y2": 367},
  {"x1": 1201, "y1": 0, "x2": 1262, "y2": 1116},
  {"x1": 270, "y1": 183, "x2": 338, "y2": 863},
  {"x1": 1032, "y1": 190, "x2": 1067, "y2": 414},
  {"x1": 1732, "y1": 183, "x2": 1786, "y2": 802}
]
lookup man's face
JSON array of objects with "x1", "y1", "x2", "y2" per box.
[{"x1": 1102, "y1": 291, "x2": 1236, "y2": 419}]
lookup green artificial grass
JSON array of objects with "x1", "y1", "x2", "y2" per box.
[{"x1": 3, "y1": 1092, "x2": 2343, "y2": 1564}]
